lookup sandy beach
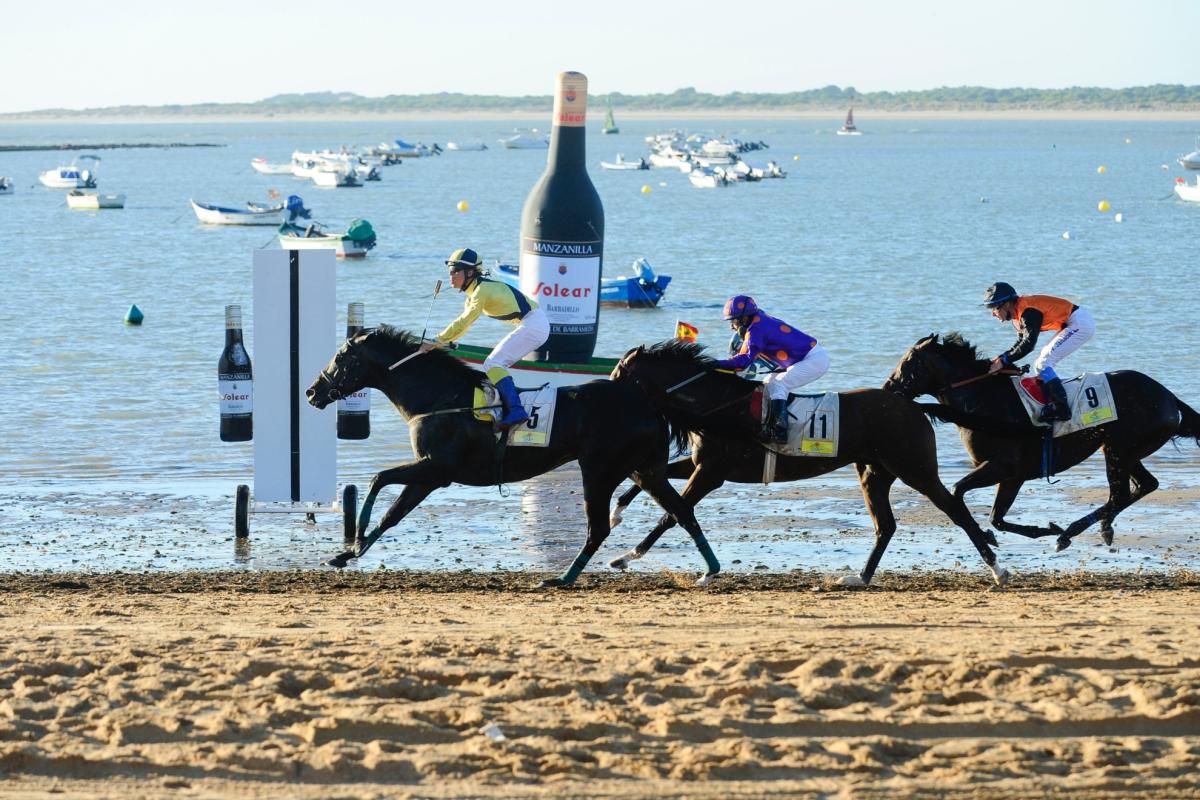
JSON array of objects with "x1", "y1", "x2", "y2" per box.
[{"x1": 2, "y1": 571, "x2": 1199, "y2": 799}]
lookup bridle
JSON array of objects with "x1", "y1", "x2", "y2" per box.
[{"x1": 891, "y1": 345, "x2": 1021, "y2": 397}]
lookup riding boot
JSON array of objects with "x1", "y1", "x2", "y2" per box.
[
  {"x1": 763, "y1": 398, "x2": 789, "y2": 444},
  {"x1": 1038, "y1": 377, "x2": 1072, "y2": 423},
  {"x1": 493, "y1": 375, "x2": 529, "y2": 428}
]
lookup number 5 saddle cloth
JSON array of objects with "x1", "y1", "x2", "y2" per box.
[
  {"x1": 1012, "y1": 373, "x2": 1119, "y2": 438},
  {"x1": 473, "y1": 383, "x2": 558, "y2": 446}
]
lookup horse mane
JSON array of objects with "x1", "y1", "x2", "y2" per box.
[
  {"x1": 933, "y1": 332, "x2": 990, "y2": 371},
  {"x1": 642, "y1": 338, "x2": 717, "y2": 366},
  {"x1": 369, "y1": 324, "x2": 487, "y2": 387}
]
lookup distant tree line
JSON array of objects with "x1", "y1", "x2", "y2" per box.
[{"x1": 6, "y1": 85, "x2": 1199, "y2": 118}]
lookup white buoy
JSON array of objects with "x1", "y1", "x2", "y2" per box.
[
  {"x1": 1062, "y1": 230, "x2": 1071, "y2": 240},
  {"x1": 1114, "y1": 213, "x2": 1123, "y2": 223}
]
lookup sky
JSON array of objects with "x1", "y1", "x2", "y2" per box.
[{"x1": 2, "y1": 0, "x2": 1196, "y2": 113}]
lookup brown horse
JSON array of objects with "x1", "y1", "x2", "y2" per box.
[
  {"x1": 608, "y1": 340, "x2": 1009, "y2": 587},
  {"x1": 885, "y1": 333, "x2": 1200, "y2": 551}
]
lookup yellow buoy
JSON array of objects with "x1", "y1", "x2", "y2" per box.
[
  {"x1": 1125, "y1": 138, "x2": 1132, "y2": 144},
  {"x1": 641, "y1": 184, "x2": 652, "y2": 194},
  {"x1": 456, "y1": 200, "x2": 469, "y2": 212},
  {"x1": 1096, "y1": 165, "x2": 1107, "y2": 174},
  {"x1": 1097, "y1": 200, "x2": 1111, "y2": 212},
  {"x1": 792, "y1": 154, "x2": 801, "y2": 161}
]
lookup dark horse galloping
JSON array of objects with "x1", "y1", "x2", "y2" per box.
[
  {"x1": 885, "y1": 333, "x2": 1200, "y2": 551},
  {"x1": 305, "y1": 326, "x2": 719, "y2": 585},
  {"x1": 608, "y1": 340, "x2": 1008, "y2": 587}
]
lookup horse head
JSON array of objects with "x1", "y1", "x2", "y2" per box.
[
  {"x1": 885, "y1": 333, "x2": 986, "y2": 399},
  {"x1": 307, "y1": 328, "x2": 384, "y2": 409}
]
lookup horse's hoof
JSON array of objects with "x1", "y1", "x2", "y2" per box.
[
  {"x1": 608, "y1": 549, "x2": 642, "y2": 571},
  {"x1": 1100, "y1": 525, "x2": 1114, "y2": 546},
  {"x1": 696, "y1": 572, "x2": 719, "y2": 588},
  {"x1": 835, "y1": 574, "x2": 867, "y2": 588},
  {"x1": 539, "y1": 577, "x2": 573, "y2": 589},
  {"x1": 1055, "y1": 536, "x2": 1072, "y2": 552},
  {"x1": 983, "y1": 529, "x2": 999, "y2": 547},
  {"x1": 990, "y1": 566, "x2": 1010, "y2": 587},
  {"x1": 326, "y1": 552, "x2": 354, "y2": 569},
  {"x1": 608, "y1": 506, "x2": 626, "y2": 528}
]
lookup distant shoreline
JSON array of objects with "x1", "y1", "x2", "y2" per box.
[{"x1": 3, "y1": 109, "x2": 1200, "y2": 125}]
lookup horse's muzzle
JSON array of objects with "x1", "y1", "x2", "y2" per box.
[{"x1": 305, "y1": 379, "x2": 340, "y2": 409}]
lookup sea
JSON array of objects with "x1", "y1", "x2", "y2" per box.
[{"x1": 1, "y1": 115, "x2": 1198, "y2": 578}]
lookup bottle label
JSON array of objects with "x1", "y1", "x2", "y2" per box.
[
  {"x1": 553, "y1": 72, "x2": 588, "y2": 128},
  {"x1": 219, "y1": 378, "x2": 253, "y2": 416},
  {"x1": 337, "y1": 388, "x2": 370, "y2": 414},
  {"x1": 518, "y1": 247, "x2": 601, "y2": 329}
]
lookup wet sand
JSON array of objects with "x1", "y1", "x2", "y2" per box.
[{"x1": 2, "y1": 571, "x2": 1199, "y2": 799}]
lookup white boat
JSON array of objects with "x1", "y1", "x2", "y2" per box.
[
  {"x1": 39, "y1": 155, "x2": 100, "y2": 188},
  {"x1": 600, "y1": 154, "x2": 649, "y2": 170},
  {"x1": 688, "y1": 167, "x2": 728, "y2": 189},
  {"x1": 191, "y1": 195, "x2": 308, "y2": 226},
  {"x1": 391, "y1": 139, "x2": 442, "y2": 157},
  {"x1": 278, "y1": 219, "x2": 376, "y2": 259},
  {"x1": 1176, "y1": 176, "x2": 1200, "y2": 203},
  {"x1": 837, "y1": 107, "x2": 862, "y2": 136},
  {"x1": 311, "y1": 166, "x2": 361, "y2": 188},
  {"x1": 648, "y1": 152, "x2": 693, "y2": 171},
  {"x1": 446, "y1": 140, "x2": 488, "y2": 151},
  {"x1": 251, "y1": 158, "x2": 293, "y2": 175},
  {"x1": 0, "y1": 177, "x2": 12, "y2": 195},
  {"x1": 500, "y1": 131, "x2": 549, "y2": 149},
  {"x1": 66, "y1": 190, "x2": 125, "y2": 209},
  {"x1": 1179, "y1": 139, "x2": 1200, "y2": 170}
]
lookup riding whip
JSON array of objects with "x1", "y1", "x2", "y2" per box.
[{"x1": 390, "y1": 280, "x2": 444, "y2": 371}]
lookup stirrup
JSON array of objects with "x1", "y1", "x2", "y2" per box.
[{"x1": 1038, "y1": 403, "x2": 1069, "y2": 423}]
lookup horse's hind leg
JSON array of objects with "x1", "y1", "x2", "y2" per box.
[
  {"x1": 841, "y1": 463, "x2": 898, "y2": 587},
  {"x1": 632, "y1": 468, "x2": 720, "y2": 586},
  {"x1": 1057, "y1": 451, "x2": 1151, "y2": 551}
]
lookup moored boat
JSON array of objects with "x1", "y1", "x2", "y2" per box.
[
  {"x1": 278, "y1": 218, "x2": 376, "y2": 259},
  {"x1": 1176, "y1": 175, "x2": 1200, "y2": 202},
  {"x1": 251, "y1": 158, "x2": 294, "y2": 175},
  {"x1": 192, "y1": 195, "x2": 309, "y2": 226},
  {"x1": 453, "y1": 342, "x2": 616, "y2": 389},
  {"x1": 1179, "y1": 139, "x2": 1200, "y2": 170},
  {"x1": 837, "y1": 107, "x2": 862, "y2": 136},
  {"x1": 500, "y1": 131, "x2": 549, "y2": 149},
  {"x1": 446, "y1": 140, "x2": 488, "y2": 151},
  {"x1": 39, "y1": 154, "x2": 100, "y2": 188},
  {"x1": 0, "y1": 177, "x2": 12, "y2": 195},
  {"x1": 311, "y1": 166, "x2": 362, "y2": 188},
  {"x1": 66, "y1": 190, "x2": 125, "y2": 209},
  {"x1": 492, "y1": 257, "x2": 671, "y2": 309},
  {"x1": 599, "y1": 154, "x2": 649, "y2": 170},
  {"x1": 688, "y1": 167, "x2": 728, "y2": 188}
]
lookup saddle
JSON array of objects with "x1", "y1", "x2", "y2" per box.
[
  {"x1": 750, "y1": 386, "x2": 841, "y2": 457},
  {"x1": 473, "y1": 383, "x2": 557, "y2": 446},
  {"x1": 1012, "y1": 374, "x2": 1118, "y2": 437}
]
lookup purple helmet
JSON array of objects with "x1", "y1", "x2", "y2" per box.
[{"x1": 723, "y1": 295, "x2": 759, "y2": 320}]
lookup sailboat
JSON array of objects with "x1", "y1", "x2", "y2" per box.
[
  {"x1": 601, "y1": 99, "x2": 619, "y2": 135},
  {"x1": 836, "y1": 107, "x2": 862, "y2": 136}
]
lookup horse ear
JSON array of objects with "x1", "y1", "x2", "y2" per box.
[
  {"x1": 637, "y1": 345, "x2": 646, "y2": 354},
  {"x1": 916, "y1": 333, "x2": 937, "y2": 347}
]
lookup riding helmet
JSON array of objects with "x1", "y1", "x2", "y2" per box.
[
  {"x1": 445, "y1": 247, "x2": 482, "y2": 270},
  {"x1": 723, "y1": 295, "x2": 759, "y2": 320},
  {"x1": 982, "y1": 282, "x2": 1018, "y2": 307}
]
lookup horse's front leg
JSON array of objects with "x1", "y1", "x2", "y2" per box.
[
  {"x1": 955, "y1": 462, "x2": 1060, "y2": 540},
  {"x1": 542, "y1": 475, "x2": 624, "y2": 588},
  {"x1": 610, "y1": 462, "x2": 724, "y2": 572},
  {"x1": 328, "y1": 458, "x2": 444, "y2": 567},
  {"x1": 609, "y1": 457, "x2": 694, "y2": 529}
]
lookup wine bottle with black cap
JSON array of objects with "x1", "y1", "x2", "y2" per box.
[
  {"x1": 218, "y1": 304, "x2": 253, "y2": 442},
  {"x1": 519, "y1": 71, "x2": 604, "y2": 363},
  {"x1": 336, "y1": 302, "x2": 370, "y2": 440}
]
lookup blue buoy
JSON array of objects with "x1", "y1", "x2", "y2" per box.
[{"x1": 125, "y1": 304, "x2": 144, "y2": 325}]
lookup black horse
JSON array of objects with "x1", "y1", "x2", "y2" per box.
[
  {"x1": 607, "y1": 340, "x2": 1008, "y2": 587},
  {"x1": 885, "y1": 333, "x2": 1200, "y2": 550},
  {"x1": 305, "y1": 326, "x2": 719, "y2": 585}
]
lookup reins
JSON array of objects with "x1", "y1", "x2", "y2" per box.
[{"x1": 948, "y1": 367, "x2": 1024, "y2": 390}]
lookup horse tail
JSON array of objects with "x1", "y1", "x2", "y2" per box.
[
  {"x1": 918, "y1": 403, "x2": 1042, "y2": 436},
  {"x1": 1174, "y1": 398, "x2": 1200, "y2": 447}
]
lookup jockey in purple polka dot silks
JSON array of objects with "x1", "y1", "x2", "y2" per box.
[{"x1": 714, "y1": 295, "x2": 830, "y2": 443}]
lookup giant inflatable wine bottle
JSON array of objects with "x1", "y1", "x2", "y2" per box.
[
  {"x1": 336, "y1": 302, "x2": 370, "y2": 440},
  {"x1": 519, "y1": 71, "x2": 604, "y2": 363},
  {"x1": 218, "y1": 304, "x2": 253, "y2": 442}
]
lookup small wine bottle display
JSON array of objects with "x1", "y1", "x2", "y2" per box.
[
  {"x1": 218, "y1": 304, "x2": 253, "y2": 442},
  {"x1": 337, "y1": 302, "x2": 370, "y2": 440}
]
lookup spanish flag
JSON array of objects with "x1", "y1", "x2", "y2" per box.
[{"x1": 675, "y1": 320, "x2": 699, "y2": 341}]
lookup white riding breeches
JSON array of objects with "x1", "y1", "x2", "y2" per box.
[
  {"x1": 1033, "y1": 308, "x2": 1095, "y2": 374},
  {"x1": 763, "y1": 344, "x2": 830, "y2": 400},
  {"x1": 483, "y1": 308, "x2": 550, "y2": 371}
]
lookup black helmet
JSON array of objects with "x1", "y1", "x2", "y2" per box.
[{"x1": 982, "y1": 282, "x2": 1018, "y2": 307}]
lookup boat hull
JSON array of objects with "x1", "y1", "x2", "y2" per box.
[
  {"x1": 251, "y1": 160, "x2": 294, "y2": 175},
  {"x1": 452, "y1": 343, "x2": 615, "y2": 389},
  {"x1": 278, "y1": 224, "x2": 373, "y2": 259},
  {"x1": 1180, "y1": 152, "x2": 1200, "y2": 170},
  {"x1": 67, "y1": 192, "x2": 125, "y2": 209},
  {"x1": 192, "y1": 200, "x2": 284, "y2": 225},
  {"x1": 1176, "y1": 182, "x2": 1200, "y2": 203}
]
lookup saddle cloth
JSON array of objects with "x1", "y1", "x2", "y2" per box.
[
  {"x1": 473, "y1": 384, "x2": 558, "y2": 446},
  {"x1": 755, "y1": 389, "x2": 841, "y2": 457},
  {"x1": 1012, "y1": 373, "x2": 1118, "y2": 437}
]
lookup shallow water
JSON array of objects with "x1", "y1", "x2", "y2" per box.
[{"x1": 0, "y1": 116, "x2": 1197, "y2": 575}]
